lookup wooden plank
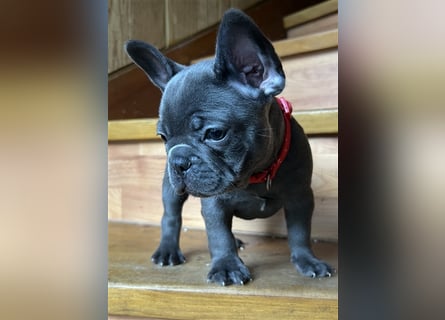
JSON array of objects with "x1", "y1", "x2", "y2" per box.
[
  {"x1": 230, "y1": 0, "x2": 261, "y2": 9},
  {"x1": 166, "y1": 0, "x2": 229, "y2": 46},
  {"x1": 108, "y1": 222, "x2": 338, "y2": 319},
  {"x1": 295, "y1": 109, "x2": 338, "y2": 134},
  {"x1": 108, "y1": 64, "x2": 162, "y2": 120},
  {"x1": 108, "y1": 0, "x2": 165, "y2": 73},
  {"x1": 280, "y1": 48, "x2": 338, "y2": 111},
  {"x1": 283, "y1": 0, "x2": 338, "y2": 29},
  {"x1": 107, "y1": 136, "x2": 337, "y2": 240},
  {"x1": 109, "y1": 316, "x2": 161, "y2": 320},
  {"x1": 273, "y1": 29, "x2": 337, "y2": 58},
  {"x1": 110, "y1": 288, "x2": 338, "y2": 320},
  {"x1": 107, "y1": 109, "x2": 337, "y2": 141},
  {"x1": 108, "y1": 118, "x2": 158, "y2": 141},
  {"x1": 166, "y1": 0, "x2": 264, "y2": 47},
  {"x1": 287, "y1": 13, "x2": 338, "y2": 39}
]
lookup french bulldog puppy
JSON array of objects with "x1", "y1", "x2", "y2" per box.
[{"x1": 125, "y1": 9, "x2": 333, "y2": 286}]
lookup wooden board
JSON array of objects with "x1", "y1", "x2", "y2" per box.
[
  {"x1": 108, "y1": 222, "x2": 338, "y2": 319},
  {"x1": 109, "y1": 317, "x2": 161, "y2": 320},
  {"x1": 283, "y1": 0, "x2": 338, "y2": 29},
  {"x1": 108, "y1": 137, "x2": 338, "y2": 240},
  {"x1": 108, "y1": 118, "x2": 159, "y2": 141},
  {"x1": 107, "y1": 109, "x2": 337, "y2": 141},
  {"x1": 166, "y1": 0, "x2": 263, "y2": 46},
  {"x1": 108, "y1": 0, "x2": 166, "y2": 73},
  {"x1": 287, "y1": 13, "x2": 338, "y2": 39},
  {"x1": 280, "y1": 48, "x2": 338, "y2": 111},
  {"x1": 273, "y1": 29, "x2": 337, "y2": 58}
]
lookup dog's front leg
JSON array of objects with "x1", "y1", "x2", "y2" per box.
[
  {"x1": 201, "y1": 197, "x2": 252, "y2": 286},
  {"x1": 284, "y1": 189, "x2": 333, "y2": 277},
  {"x1": 151, "y1": 171, "x2": 188, "y2": 266}
]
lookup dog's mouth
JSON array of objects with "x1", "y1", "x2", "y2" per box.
[
  {"x1": 174, "y1": 182, "x2": 232, "y2": 198},
  {"x1": 171, "y1": 174, "x2": 242, "y2": 198},
  {"x1": 173, "y1": 178, "x2": 248, "y2": 198},
  {"x1": 167, "y1": 145, "x2": 248, "y2": 197}
]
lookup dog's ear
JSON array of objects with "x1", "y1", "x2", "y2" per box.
[
  {"x1": 214, "y1": 9, "x2": 285, "y2": 98},
  {"x1": 124, "y1": 40, "x2": 184, "y2": 91}
]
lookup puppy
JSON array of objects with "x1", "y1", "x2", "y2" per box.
[{"x1": 125, "y1": 9, "x2": 333, "y2": 285}]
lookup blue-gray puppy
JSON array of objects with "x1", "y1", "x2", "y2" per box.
[{"x1": 125, "y1": 9, "x2": 332, "y2": 286}]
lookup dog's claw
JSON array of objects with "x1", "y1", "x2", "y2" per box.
[
  {"x1": 207, "y1": 256, "x2": 251, "y2": 286},
  {"x1": 151, "y1": 246, "x2": 186, "y2": 266},
  {"x1": 292, "y1": 254, "x2": 333, "y2": 278}
]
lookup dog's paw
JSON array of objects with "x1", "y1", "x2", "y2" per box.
[
  {"x1": 291, "y1": 254, "x2": 334, "y2": 278},
  {"x1": 151, "y1": 245, "x2": 186, "y2": 266},
  {"x1": 207, "y1": 256, "x2": 252, "y2": 286}
]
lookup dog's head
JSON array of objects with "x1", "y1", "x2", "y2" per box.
[{"x1": 125, "y1": 9, "x2": 285, "y2": 197}]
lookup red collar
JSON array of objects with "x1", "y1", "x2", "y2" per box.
[{"x1": 249, "y1": 97, "x2": 293, "y2": 190}]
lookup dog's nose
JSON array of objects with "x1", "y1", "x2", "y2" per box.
[
  {"x1": 168, "y1": 144, "x2": 195, "y2": 176},
  {"x1": 171, "y1": 156, "x2": 191, "y2": 174}
]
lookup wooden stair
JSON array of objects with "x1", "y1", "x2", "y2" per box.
[
  {"x1": 108, "y1": 1, "x2": 338, "y2": 319},
  {"x1": 283, "y1": 0, "x2": 338, "y2": 30},
  {"x1": 109, "y1": 222, "x2": 338, "y2": 320}
]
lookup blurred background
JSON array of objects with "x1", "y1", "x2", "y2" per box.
[{"x1": 0, "y1": 0, "x2": 444, "y2": 319}]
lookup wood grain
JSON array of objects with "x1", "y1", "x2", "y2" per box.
[
  {"x1": 109, "y1": 316, "x2": 162, "y2": 320},
  {"x1": 108, "y1": 222, "x2": 338, "y2": 319},
  {"x1": 107, "y1": 109, "x2": 337, "y2": 141},
  {"x1": 283, "y1": 0, "x2": 338, "y2": 29},
  {"x1": 281, "y1": 48, "x2": 338, "y2": 111},
  {"x1": 108, "y1": 0, "x2": 166, "y2": 73},
  {"x1": 108, "y1": 137, "x2": 337, "y2": 240},
  {"x1": 273, "y1": 29, "x2": 337, "y2": 58},
  {"x1": 295, "y1": 108, "x2": 338, "y2": 134},
  {"x1": 166, "y1": 0, "x2": 228, "y2": 46},
  {"x1": 287, "y1": 13, "x2": 338, "y2": 39},
  {"x1": 166, "y1": 0, "x2": 263, "y2": 46},
  {"x1": 277, "y1": 27, "x2": 337, "y2": 56},
  {"x1": 108, "y1": 118, "x2": 159, "y2": 141}
]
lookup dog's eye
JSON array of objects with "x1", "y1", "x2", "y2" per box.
[
  {"x1": 158, "y1": 133, "x2": 167, "y2": 142},
  {"x1": 205, "y1": 128, "x2": 226, "y2": 141}
]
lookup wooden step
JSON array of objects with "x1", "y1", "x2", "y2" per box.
[
  {"x1": 283, "y1": 0, "x2": 338, "y2": 29},
  {"x1": 273, "y1": 29, "x2": 337, "y2": 58},
  {"x1": 280, "y1": 48, "x2": 338, "y2": 111},
  {"x1": 108, "y1": 136, "x2": 338, "y2": 240},
  {"x1": 107, "y1": 108, "x2": 337, "y2": 141},
  {"x1": 108, "y1": 221, "x2": 338, "y2": 319},
  {"x1": 287, "y1": 13, "x2": 338, "y2": 39}
]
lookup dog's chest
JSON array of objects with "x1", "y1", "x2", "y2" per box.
[{"x1": 226, "y1": 189, "x2": 283, "y2": 219}]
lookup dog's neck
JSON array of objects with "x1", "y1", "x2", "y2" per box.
[{"x1": 249, "y1": 97, "x2": 292, "y2": 189}]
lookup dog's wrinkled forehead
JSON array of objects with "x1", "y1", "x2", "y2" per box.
[
  {"x1": 161, "y1": 61, "x2": 215, "y2": 116},
  {"x1": 159, "y1": 60, "x2": 255, "y2": 125}
]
